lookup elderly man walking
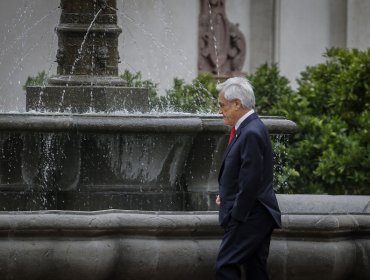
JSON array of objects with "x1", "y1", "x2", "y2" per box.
[{"x1": 215, "y1": 77, "x2": 281, "y2": 280}]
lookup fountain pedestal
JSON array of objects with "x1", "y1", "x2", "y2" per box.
[{"x1": 26, "y1": 0, "x2": 148, "y2": 113}]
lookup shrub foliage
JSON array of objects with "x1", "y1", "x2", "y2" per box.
[{"x1": 282, "y1": 48, "x2": 370, "y2": 194}]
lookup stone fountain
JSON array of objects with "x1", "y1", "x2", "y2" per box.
[{"x1": 0, "y1": 1, "x2": 368, "y2": 279}]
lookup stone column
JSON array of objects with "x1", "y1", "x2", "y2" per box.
[
  {"x1": 50, "y1": 0, "x2": 124, "y2": 86},
  {"x1": 26, "y1": 0, "x2": 148, "y2": 113}
]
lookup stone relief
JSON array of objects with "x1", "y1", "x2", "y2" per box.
[{"x1": 198, "y1": 0, "x2": 246, "y2": 77}]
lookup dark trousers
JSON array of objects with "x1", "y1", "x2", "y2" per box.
[{"x1": 215, "y1": 202, "x2": 275, "y2": 280}]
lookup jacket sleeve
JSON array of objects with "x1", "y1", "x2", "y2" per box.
[{"x1": 231, "y1": 131, "x2": 264, "y2": 222}]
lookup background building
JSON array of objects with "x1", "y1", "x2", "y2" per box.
[{"x1": 0, "y1": 0, "x2": 369, "y2": 111}]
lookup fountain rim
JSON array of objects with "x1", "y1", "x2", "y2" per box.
[{"x1": 0, "y1": 112, "x2": 297, "y2": 134}]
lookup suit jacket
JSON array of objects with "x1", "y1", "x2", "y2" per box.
[{"x1": 218, "y1": 112, "x2": 281, "y2": 228}]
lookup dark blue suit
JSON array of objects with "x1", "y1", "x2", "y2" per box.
[{"x1": 215, "y1": 112, "x2": 281, "y2": 280}]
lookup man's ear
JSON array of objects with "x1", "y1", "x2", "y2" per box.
[{"x1": 234, "y1": 99, "x2": 242, "y2": 110}]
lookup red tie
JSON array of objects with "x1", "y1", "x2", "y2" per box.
[{"x1": 228, "y1": 127, "x2": 236, "y2": 144}]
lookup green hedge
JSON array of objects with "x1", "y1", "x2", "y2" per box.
[
  {"x1": 120, "y1": 70, "x2": 219, "y2": 113},
  {"x1": 281, "y1": 48, "x2": 370, "y2": 194}
]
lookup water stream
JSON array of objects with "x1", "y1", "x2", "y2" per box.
[
  {"x1": 207, "y1": 1, "x2": 220, "y2": 77},
  {"x1": 69, "y1": 8, "x2": 103, "y2": 78}
]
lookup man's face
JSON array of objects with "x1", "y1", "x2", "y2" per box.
[{"x1": 218, "y1": 92, "x2": 238, "y2": 126}]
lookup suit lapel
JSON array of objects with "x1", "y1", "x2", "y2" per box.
[{"x1": 218, "y1": 113, "x2": 259, "y2": 182}]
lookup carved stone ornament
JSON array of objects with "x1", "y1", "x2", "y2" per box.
[{"x1": 198, "y1": 0, "x2": 246, "y2": 77}]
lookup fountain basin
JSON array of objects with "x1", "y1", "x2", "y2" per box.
[
  {"x1": 0, "y1": 113, "x2": 295, "y2": 211},
  {"x1": 0, "y1": 195, "x2": 368, "y2": 280}
]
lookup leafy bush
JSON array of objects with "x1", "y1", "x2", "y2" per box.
[
  {"x1": 281, "y1": 48, "x2": 370, "y2": 194},
  {"x1": 162, "y1": 74, "x2": 219, "y2": 113},
  {"x1": 120, "y1": 70, "x2": 219, "y2": 113},
  {"x1": 247, "y1": 49, "x2": 370, "y2": 195},
  {"x1": 119, "y1": 70, "x2": 164, "y2": 111},
  {"x1": 247, "y1": 63, "x2": 294, "y2": 116},
  {"x1": 23, "y1": 71, "x2": 48, "y2": 90}
]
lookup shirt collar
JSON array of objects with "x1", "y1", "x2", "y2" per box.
[{"x1": 235, "y1": 109, "x2": 254, "y2": 130}]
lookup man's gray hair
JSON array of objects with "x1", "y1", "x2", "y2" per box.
[{"x1": 216, "y1": 77, "x2": 255, "y2": 109}]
